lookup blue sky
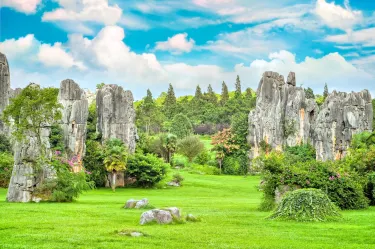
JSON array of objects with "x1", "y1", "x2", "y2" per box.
[{"x1": 0, "y1": 0, "x2": 375, "y2": 99}]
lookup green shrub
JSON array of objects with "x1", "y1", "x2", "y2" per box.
[
  {"x1": 34, "y1": 156, "x2": 94, "y2": 202},
  {"x1": 259, "y1": 152, "x2": 369, "y2": 210},
  {"x1": 193, "y1": 149, "x2": 211, "y2": 165},
  {"x1": 285, "y1": 144, "x2": 316, "y2": 162},
  {"x1": 366, "y1": 172, "x2": 375, "y2": 205},
  {"x1": 171, "y1": 154, "x2": 188, "y2": 168},
  {"x1": 222, "y1": 154, "x2": 248, "y2": 175},
  {"x1": 177, "y1": 136, "x2": 204, "y2": 162},
  {"x1": 126, "y1": 153, "x2": 169, "y2": 188},
  {"x1": 269, "y1": 189, "x2": 342, "y2": 222},
  {"x1": 172, "y1": 173, "x2": 184, "y2": 185},
  {"x1": 0, "y1": 152, "x2": 14, "y2": 187}
]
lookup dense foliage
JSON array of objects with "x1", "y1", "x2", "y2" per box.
[
  {"x1": 135, "y1": 76, "x2": 256, "y2": 135},
  {"x1": 269, "y1": 189, "x2": 342, "y2": 222},
  {"x1": 0, "y1": 134, "x2": 11, "y2": 153},
  {"x1": 170, "y1": 114, "x2": 193, "y2": 138},
  {"x1": 259, "y1": 151, "x2": 369, "y2": 210},
  {"x1": 373, "y1": 99, "x2": 375, "y2": 131},
  {"x1": 126, "y1": 153, "x2": 168, "y2": 188},
  {"x1": 34, "y1": 155, "x2": 93, "y2": 202},
  {"x1": 3, "y1": 85, "x2": 62, "y2": 142},
  {"x1": 0, "y1": 152, "x2": 13, "y2": 187}
]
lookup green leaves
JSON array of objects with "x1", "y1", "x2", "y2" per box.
[
  {"x1": 269, "y1": 189, "x2": 342, "y2": 222},
  {"x1": 3, "y1": 84, "x2": 62, "y2": 142}
]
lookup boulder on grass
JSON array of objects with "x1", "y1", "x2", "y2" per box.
[
  {"x1": 140, "y1": 207, "x2": 180, "y2": 225},
  {"x1": 125, "y1": 198, "x2": 149, "y2": 209}
]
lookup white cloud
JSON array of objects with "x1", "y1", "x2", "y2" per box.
[
  {"x1": 1, "y1": 0, "x2": 41, "y2": 14},
  {"x1": 315, "y1": 0, "x2": 362, "y2": 31},
  {"x1": 155, "y1": 33, "x2": 195, "y2": 54},
  {"x1": 325, "y1": 27, "x2": 375, "y2": 47},
  {"x1": 42, "y1": 0, "x2": 122, "y2": 25},
  {"x1": 0, "y1": 34, "x2": 37, "y2": 58},
  {"x1": 38, "y1": 42, "x2": 86, "y2": 70},
  {"x1": 5, "y1": 25, "x2": 374, "y2": 99},
  {"x1": 200, "y1": 26, "x2": 288, "y2": 59},
  {"x1": 119, "y1": 15, "x2": 150, "y2": 30}
]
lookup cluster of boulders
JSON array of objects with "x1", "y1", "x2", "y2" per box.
[
  {"x1": 248, "y1": 71, "x2": 373, "y2": 161},
  {"x1": 124, "y1": 198, "x2": 198, "y2": 225}
]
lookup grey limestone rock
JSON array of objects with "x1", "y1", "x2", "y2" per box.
[
  {"x1": 0, "y1": 52, "x2": 10, "y2": 134},
  {"x1": 6, "y1": 83, "x2": 55, "y2": 202},
  {"x1": 125, "y1": 198, "x2": 149, "y2": 209},
  {"x1": 7, "y1": 127, "x2": 54, "y2": 202},
  {"x1": 312, "y1": 90, "x2": 373, "y2": 161},
  {"x1": 96, "y1": 84, "x2": 137, "y2": 153},
  {"x1": 248, "y1": 71, "x2": 372, "y2": 161},
  {"x1": 248, "y1": 72, "x2": 318, "y2": 158},
  {"x1": 140, "y1": 208, "x2": 180, "y2": 225},
  {"x1": 58, "y1": 79, "x2": 89, "y2": 158}
]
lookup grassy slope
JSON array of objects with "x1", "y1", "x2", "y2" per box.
[{"x1": 1, "y1": 172, "x2": 375, "y2": 249}]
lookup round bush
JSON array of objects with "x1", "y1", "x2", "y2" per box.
[{"x1": 269, "y1": 188, "x2": 342, "y2": 222}]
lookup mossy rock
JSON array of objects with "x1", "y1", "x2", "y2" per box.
[{"x1": 269, "y1": 188, "x2": 342, "y2": 222}]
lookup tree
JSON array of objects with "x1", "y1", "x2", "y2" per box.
[
  {"x1": 220, "y1": 81, "x2": 229, "y2": 105},
  {"x1": 151, "y1": 133, "x2": 177, "y2": 163},
  {"x1": 206, "y1": 84, "x2": 217, "y2": 104},
  {"x1": 235, "y1": 75, "x2": 242, "y2": 99},
  {"x1": 194, "y1": 85, "x2": 203, "y2": 100},
  {"x1": 323, "y1": 83, "x2": 329, "y2": 99},
  {"x1": 245, "y1": 88, "x2": 253, "y2": 98},
  {"x1": 178, "y1": 136, "x2": 204, "y2": 162},
  {"x1": 211, "y1": 128, "x2": 239, "y2": 173},
  {"x1": 230, "y1": 113, "x2": 249, "y2": 151},
  {"x1": 103, "y1": 139, "x2": 128, "y2": 191},
  {"x1": 137, "y1": 89, "x2": 163, "y2": 134},
  {"x1": 373, "y1": 99, "x2": 375, "y2": 131},
  {"x1": 163, "y1": 84, "x2": 177, "y2": 119},
  {"x1": 304, "y1": 87, "x2": 315, "y2": 99},
  {"x1": 170, "y1": 114, "x2": 193, "y2": 139},
  {"x1": 3, "y1": 84, "x2": 62, "y2": 169},
  {"x1": 96, "y1": 83, "x2": 105, "y2": 89}
]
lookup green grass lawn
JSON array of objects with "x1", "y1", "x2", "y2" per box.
[{"x1": 1, "y1": 172, "x2": 375, "y2": 249}]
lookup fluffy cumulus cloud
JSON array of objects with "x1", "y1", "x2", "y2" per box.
[
  {"x1": 0, "y1": 34, "x2": 37, "y2": 58},
  {"x1": 315, "y1": 0, "x2": 362, "y2": 31},
  {"x1": 155, "y1": 33, "x2": 195, "y2": 54},
  {"x1": 38, "y1": 42, "x2": 86, "y2": 70},
  {"x1": 1, "y1": 0, "x2": 41, "y2": 14},
  {"x1": 42, "y1": 0, "x2": 122, "y2": 33}
]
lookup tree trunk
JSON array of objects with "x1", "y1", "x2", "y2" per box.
[
  {"x1": 219, "y1": 159, "x2": 222, "y2": 174},
  {"x1": 111, "y1": 171, "x2": 117, "y2": 192}
]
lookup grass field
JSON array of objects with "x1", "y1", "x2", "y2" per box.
[{"x1": 1, "y1": 171, "x2": 375, "y2": 249}]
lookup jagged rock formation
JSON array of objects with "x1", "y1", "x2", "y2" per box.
[
  {"x1": 248, "y1": 71, "x2": 373, "y2": 161},
  {"x1": 0, "y1": 52, "x2": 10, "y2": 133},
  {"x1": 7, "y1": 84, "x2": 54, "y2": 202},
  {"x1": 58, "y1": 79, "x2": 88, "y2": 158},
  {"x1": 313, "y1": 90, "x2": 373, "y2": 161},
  {"x1": 248, "y1": 72, "x2": 318, "y2": 158},
  {"x1": 96, "y1": 84, "x2": 137, "y2": 153}
]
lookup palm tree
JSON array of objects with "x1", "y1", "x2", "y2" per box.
[{"x1": 103, "y1": 139, "x2": 128, "y2": 191}]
